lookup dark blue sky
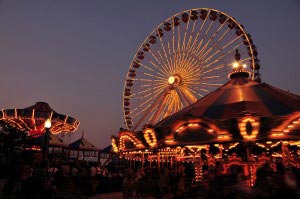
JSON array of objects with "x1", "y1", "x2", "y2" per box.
[{"x1": 0, "y1": 1, "x2": 299, "y2": 148}]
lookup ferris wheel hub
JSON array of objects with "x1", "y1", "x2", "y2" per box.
[{"x1": 168, "y1": 75, "x2": 181, "y2": 86}]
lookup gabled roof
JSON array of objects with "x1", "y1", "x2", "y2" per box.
[
  {"x1": 69, "y1": 137, "x2": 99, "y2": 151},
  {"x1": 101, "y1": 145, "x2": 112, "y2": 153}
]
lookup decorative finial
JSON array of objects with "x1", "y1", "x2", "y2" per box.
[
  {"x1": 234, "y1": 49, "x2": 241, "y2": 61},
  {"x1": 81, "y1": 130, "x2": 84, "y2": 139},
  {"x1": 229, "y1": 49, "x2": 250, "y2": 79}
]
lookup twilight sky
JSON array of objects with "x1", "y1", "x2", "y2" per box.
[{"x1": 0, "y1": 0, "x2": 299, "y2": 148}]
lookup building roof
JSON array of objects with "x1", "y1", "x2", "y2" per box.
[
  {"x1": 69, "y1": 137, "x2": 99, "y2": 151},
  {"x1": 101, "y1": 145, "x2": 112, "y2": 153}
]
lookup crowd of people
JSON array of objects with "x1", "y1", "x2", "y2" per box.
[
  {"x1": 123, "y1": 164, "x2": 194, "y2": 199},
  {"x1": 1, "y1": 158, "x2": 123, "y2": 199},
  {"x1": 2, "y1": 156, "x2": 300, "y2": 199},
  {"x1": 122, "y1": 161, "x2": 300, "y2": 199}
]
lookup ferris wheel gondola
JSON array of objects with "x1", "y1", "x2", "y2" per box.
[{"x1": 123, "y1": 8, "x2": 260, "y2": 130}]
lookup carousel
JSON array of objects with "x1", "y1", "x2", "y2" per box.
[{"x1": 112, "y1": 8, "x2": 300, "y2": 186}]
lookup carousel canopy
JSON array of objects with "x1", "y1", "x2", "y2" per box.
[
  {"x1": 0, "y1": 102, "x2": 80, "y2": 136},
  {"x1": 156, "y1": 76, "x2": 300, "y2": 128}
]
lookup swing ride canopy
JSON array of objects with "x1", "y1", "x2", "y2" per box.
[{"x1": 0, "y1": 102, "x2": 80, "y2": 136}]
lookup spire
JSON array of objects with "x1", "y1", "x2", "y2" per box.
[
  {"x1": 81, "y1": 130, "x2": 84, "y2": 139},
  {"x1": 228, "y1": 49, "x2": 251, "y2": 79}
]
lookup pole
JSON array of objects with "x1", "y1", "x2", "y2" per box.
[{"x1": 42, "y1": 128, "x2": 50, "y2": 159}]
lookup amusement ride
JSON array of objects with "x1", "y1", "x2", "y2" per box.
[{"x1": 123, "y1": 8, "x2": 260, "y2": 131}]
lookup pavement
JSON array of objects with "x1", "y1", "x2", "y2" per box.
[{"x1": 89, "y1": 192, "x2": 123, "y2": 199}]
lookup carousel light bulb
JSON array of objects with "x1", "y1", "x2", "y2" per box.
[{"x1": 243, "y1": 64, "x2": 247, "y2": 68}]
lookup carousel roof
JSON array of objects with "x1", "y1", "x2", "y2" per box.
[
  {"x1": 156, "y1": 76, "x2": 300, "y2": 128},
  {"x1": 0, "y1": 102, "x2": 80, "y2": 135}
]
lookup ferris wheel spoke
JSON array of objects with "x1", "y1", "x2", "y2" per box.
[
  {"x1": 181, "y1": 11, "x2": 192, "y2": 52},
  {"x1": 196, "y1": 19, "x2": 228, "y2": 59},
  {"x1": 201, "y1": 82, "x2": 223, "y2": 86},
  {"x1": 199, "y1": 47, "x2": 213, "y2": 62},
  {"x1": 131, "y1": 83, "x2": 165, "y2": 98},
  {"x1": 185, "y1": 19, "x2": 198, "y2": 53},
  {"x1": 163, "y1": 96, "x2": 173, "y2": 118},
  {"x1": 198, "y1": 41, "x2": 244, "y2": 73},
  {"x1": 177, "y1": 52, "x2": 191, "y2": 73},
  {"x1": 171, "y1": 91, "x2": 181, "y2": 114},
  {"x1": 240, "y1": 57, "x2": 252, "y2": 62},
  {"x1": 200, "y1": 35, "x2": 243, "y2": 65},
  {"x1": 194, "y1": 27, "x2": 231, "y2": 65},
  {"x1": 171, "y1": 24, "x2": 176, "y2": 73},
  {"x1": 156, "y1": 50, "x2": 169, "y2": 69},
  {"x1": 131, "y1": 98, "x2": 153, "y2": 116},
  {"x1": 188, "y1": 13, "x2": 209, "y2": 54},
  {"x1": 157, "y1": 33, "x2": 172, "y2": 72},
  {"x1": 175, "y1": 88, "x2": 190, "y2": 107},
  {"x1": 176, "y1": 24, "x2": 181, "y2": 64},
  {"x1": 147, "y1": 48, "x2": 171, "y2": 76},
  {"x1": 143, "y1": 73, "x2": 167, "y2": 84},
  {"x1": 149, "y1": 60, "x2": 169, "y2": 76},
  {"x1": 149, "y1": 91, "x2": 170, "y2": 124},
  {"x1": 192, "y1": 20, "x2": 214, "y2": 56},
  {"x1": 193, "y1": 87, "x2": 209, "y2": 93},
  {"x1": 143, "y1": 72, "x2": 166, "y2": 82},
  {"x1": 202, "y1": 64, "x2": 226, "y2": 74},
  {"x1": 131, "y1": 92, "x2": 161, "y2": 117},
  {"x1": 202, "y1": 76, "x2": 228, "y2": 83},
  {"x1": 132, "y1": 88, "x2": 169, "y2": 130},
  {"x1": 179, "y1": 86, "x2": 198, "y2": 103},
  {"x1": 146, "y1": 58, "x2": 169, "y2": 78},
  {"x1": 140, "y1": 62, "x2": 166, "y2": 78},
  {"x1": 138, "y1": 92, "x2": 153, "y2": 101},
  {"x1": 155, "y1": 50, "x2": 172, "y2": 74},
  {"x1": 176, "y1": 33, "x2": 186, "y2": 73},
  {"x1": 167, "y1": 42, "x2": 175, "y2": 74}
]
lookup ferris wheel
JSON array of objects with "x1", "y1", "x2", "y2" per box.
[{"x1": 123, "y1": 8, "x2": 260, "y2": 130}]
